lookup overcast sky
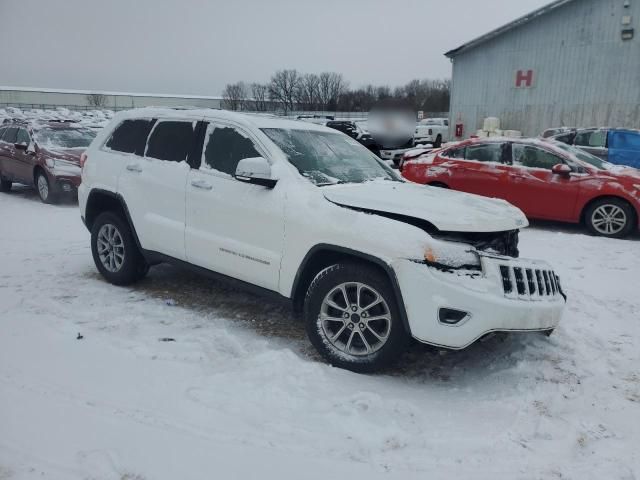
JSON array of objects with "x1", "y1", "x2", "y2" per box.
[{"x1": 0, "y1": 0, "x2": 551, "y2": 97}]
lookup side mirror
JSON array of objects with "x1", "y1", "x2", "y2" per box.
[
  {"x1": 14, "y1": 143, "x2": 28, "y2": 151},
  {"x1": 552, "y1": 164, "x2": 572, "y2": 175},
  {"x1": 235, "y1": 156, "x2": 278, "y2": 189}
]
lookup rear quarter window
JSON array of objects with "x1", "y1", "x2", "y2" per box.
[{"x1": 105, "y1": 119, "x2": 156, "y2": 155}]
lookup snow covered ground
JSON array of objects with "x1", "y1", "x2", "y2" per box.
[{"x1": 1, "y1": 187, "x2": 639, "y2": 480}]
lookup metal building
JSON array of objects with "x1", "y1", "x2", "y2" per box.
[
  {"x1": 446, "y1": 0, "x2": 640, "y2": 138},
  {"x1": 0, "y1": 86, "x2": 223, "y2": 111}
]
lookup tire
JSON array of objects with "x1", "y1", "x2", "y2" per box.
[
  {"x1": 584, "y1": 198, "x2": 636, "y2": 239},
  {"x1": 428, "y1": 182, "x2": 449, "y2": 189},
  {"x1": 91, "y1": 211, "x2": 149, "y2": 285},
  {"x1": 303, "y1": 262, "x2": 410, "y2": 373},
  {"x1": 0, "y1": 177, "x2": 11, "y2": 192},
  {"x1": 434, "y1": 135, "x2": 442, "y2": 148},
  {"x1": 35, "y1": 170, "x2": 58, "y2": 204}
]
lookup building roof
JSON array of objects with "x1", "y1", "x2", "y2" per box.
[
  {"x1": 444, "y1": 0, "x2": 576, "y2": 58},
  {"x1": 0, "y1": 85, "x2": 222, "y2": 100}
]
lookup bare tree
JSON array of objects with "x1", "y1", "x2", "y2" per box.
[
  {"x1": 250, "y1": 83, "x2": 269, "y2": 111},
  {"x1": 295, "y1": 73, "x2": 320, "y2": 111},
  {"x1": 222, "y1": 82, "x2": 248, "y2": 111},
  {"x1": 269, "y1": 69, "x2": 300, "y2": 114},
  {"x1": 86, "y1": 93, "x2": 107, "y2": 108},
  {"x1": 318, "y1": 72, "x2": 347, "y2": 111}
]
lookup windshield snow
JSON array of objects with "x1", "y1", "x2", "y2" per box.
[
  {"x1": 35, "y1": 128, "x2": 96, "y2": 149},
  {"x1": 262, "y1": 128, "x2": 398, "y2": 185}
]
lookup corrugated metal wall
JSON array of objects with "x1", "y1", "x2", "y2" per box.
[{"x1": 449, "y1": 0, "x2": 640, "y2": 137}]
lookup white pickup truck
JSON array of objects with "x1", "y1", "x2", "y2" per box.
[{"x1": 414, "y1": 118, "x2": 450, "y2": 147}]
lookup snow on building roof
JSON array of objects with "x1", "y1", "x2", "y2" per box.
[
  {"x1": 0, "y1": 85, "x2": 223, "y2": 100},
  {"x1": 444, "y1": 0, "x2": 576, "y2": 58}
]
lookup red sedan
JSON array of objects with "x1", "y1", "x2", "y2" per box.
[{"x1": 401, "y1": 138, "x2": 640, "y2": 238}]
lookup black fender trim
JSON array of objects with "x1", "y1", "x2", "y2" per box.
[
  {"x1": 291, "y1": 244, "x2": 411, "y2": 335},
  {"x1": 85, "y1": 188, "x2": 144, "y2": 252}
]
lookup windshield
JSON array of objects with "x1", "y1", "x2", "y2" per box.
[
  {"x1": 550, "y1": 141, "x2": 613, "y2": 170},
  {"x1": 262, "y1": 128, "x2": 399, "y2": 185},
  {"x1": 35, "y1": 128, "x2": 96, "y2": 149}
]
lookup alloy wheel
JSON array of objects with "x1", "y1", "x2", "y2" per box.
[
  {"x1": 97, "y1": 223, "x2": 125, "y2": 273},
  {"x1": 37, "y1": 174, "x2": 49, "y2": 201},
  {"x1": 319, "y1": 282, "x2": 392, "y2": 356},
  {"x1": 591, "y1": 204, "x2": 627, "y2": 236}
]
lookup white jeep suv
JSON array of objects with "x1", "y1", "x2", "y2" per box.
[{"x1": 79, "y1": 108, "x2": 565, "y2": 373}]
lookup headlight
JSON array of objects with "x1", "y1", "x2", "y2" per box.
[
  {"x1": 45, "y1": 158, "x2": 56, "y2": 168},
  {"x1": 423, "y1": 241, "x2": 481, "y2": 271}
]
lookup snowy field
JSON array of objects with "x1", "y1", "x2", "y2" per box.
[{"x1": 1, "y1": 187, "x2": 639, "y2": 480}]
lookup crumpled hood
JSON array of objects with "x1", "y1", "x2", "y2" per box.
[{"x1": 323, "y1": 181, "x2": 529, "y2": 233}]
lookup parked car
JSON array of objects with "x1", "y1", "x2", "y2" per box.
[
  {"x1": 79, "y1": 108, "x2": 565, "y2": 373},
  {"x1": 541, "y1": 127, "x2": 575, "y2": 139},
  {"x1": 414, "y1": 118, "x2": 449, "y2": 147},
  {"x1": 325, "y1": 120, "x2": 379, "y2": 153},
  {"x1": 0, "y1": 121, "x2": 96, "y2": 203},
  {"x1": 401, "y1": 137, "x2": 640, "y2": 238},
  {"x1": 550, "y1": 128, "x2": 640, "y2": 169}
]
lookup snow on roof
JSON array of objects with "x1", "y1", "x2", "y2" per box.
[
  {"x1": 113, "y1": 107, "x2": 333, "y2": 131},
  {"x1": 444, "y1": 0, "x2": 576, "y2": 58},
  {"x1": 0, "y1": 85, "x2": 223, "y2": 100}
]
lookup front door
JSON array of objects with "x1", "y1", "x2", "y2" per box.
[
  {"x1": 13, "y1": 128, "x2": 35, "y2": 183},
  {"x1": 185, "y1": 122, "x2": 285, "y2": 291},
  {"x1": 505, "y1": 143, "x2": 580, "y2": 221}
]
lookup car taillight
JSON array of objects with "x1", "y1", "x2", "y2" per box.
[{"x1": 80, "y1": 152, "x2": 88, "y2": 170}]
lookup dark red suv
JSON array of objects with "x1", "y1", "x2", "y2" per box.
[{"x1": 0, "y1": 121, "x2": 96, "y2": 203}]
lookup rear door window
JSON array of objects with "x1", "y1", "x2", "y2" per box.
[
  {"x1": 465, "y1": 143, "x2": 504, "y2": 163},
  {"x1": 145, "y1": 120, "x2": 196, "y2": 162},
  {"x1": 201, "y1": 125, "x2": 261, "y2": 176},
  {"x1": 105, "y1": 119, "x2": 156, "y2": 155},
  {"x1": 512, "y1": 144, "x2": 562, "y2": 170}
]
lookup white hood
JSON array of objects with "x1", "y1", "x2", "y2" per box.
[{"x1": 323, "y1": 181, "x2": 528, "y2": 233}]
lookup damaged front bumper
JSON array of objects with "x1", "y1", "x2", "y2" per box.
[{"x1": 393, "y1": 253, "x2": 566, "y2": 349}]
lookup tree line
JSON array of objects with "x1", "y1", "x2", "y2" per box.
[{"x1": 222, "y1": 69, "x2": 450, "y2": 114}]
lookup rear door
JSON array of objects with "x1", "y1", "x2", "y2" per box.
[
  {"x1": 117, "y1": 119, "x2": 197, "y2": 260},
  {"x1": 505, "y1": 143, "x2": 580, "y2": 221},
  {"x1": 444, "y1": 142, "x2": 512, "y2": 198},
  {"x1": 607, "y1": 130, "x2": 640, "y2": 168}
]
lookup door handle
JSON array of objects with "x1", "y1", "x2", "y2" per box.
[
  {"x1": 191, "y1": 179, "x2": 213, "y2": 190},
  {"x1": 126, "y1": 164, "x2": 143, "y2": 173}
]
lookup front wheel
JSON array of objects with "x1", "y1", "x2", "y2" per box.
[
  {"x1": 434, "y1": 135, "x2": 443, "y2": 148},
  {"x1": 585, "y1": 198, "x2": 636, "y2": 238},
  {"x1": 91, "y1": 212, "x2": 149, "y2": 285},
  {"x1": 35, "y1": 170, "x2": 57, "y2": 204},
  {"x1": 303, "y1": 262, "x2": 409, "y2": 373}
]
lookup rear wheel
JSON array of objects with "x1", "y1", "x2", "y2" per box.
[
  {"x1": 91, "y1": 211, "x2": 149, "y2": 285},
  {"x1": 434, "y1": 134, "x2": 443, "y2": 148},
  {"x1": 428, "y1": 182, "x2": 449, "y2": 189},
  {"x1": 304, "y1": 262, "x2": 409, "y2": 373},
  {"x1": 585, "y1": 198, "x2": 636, "y2": 238},
  {"x1": 35, "y1": 170, "x2": 58, "y2": 204}
]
